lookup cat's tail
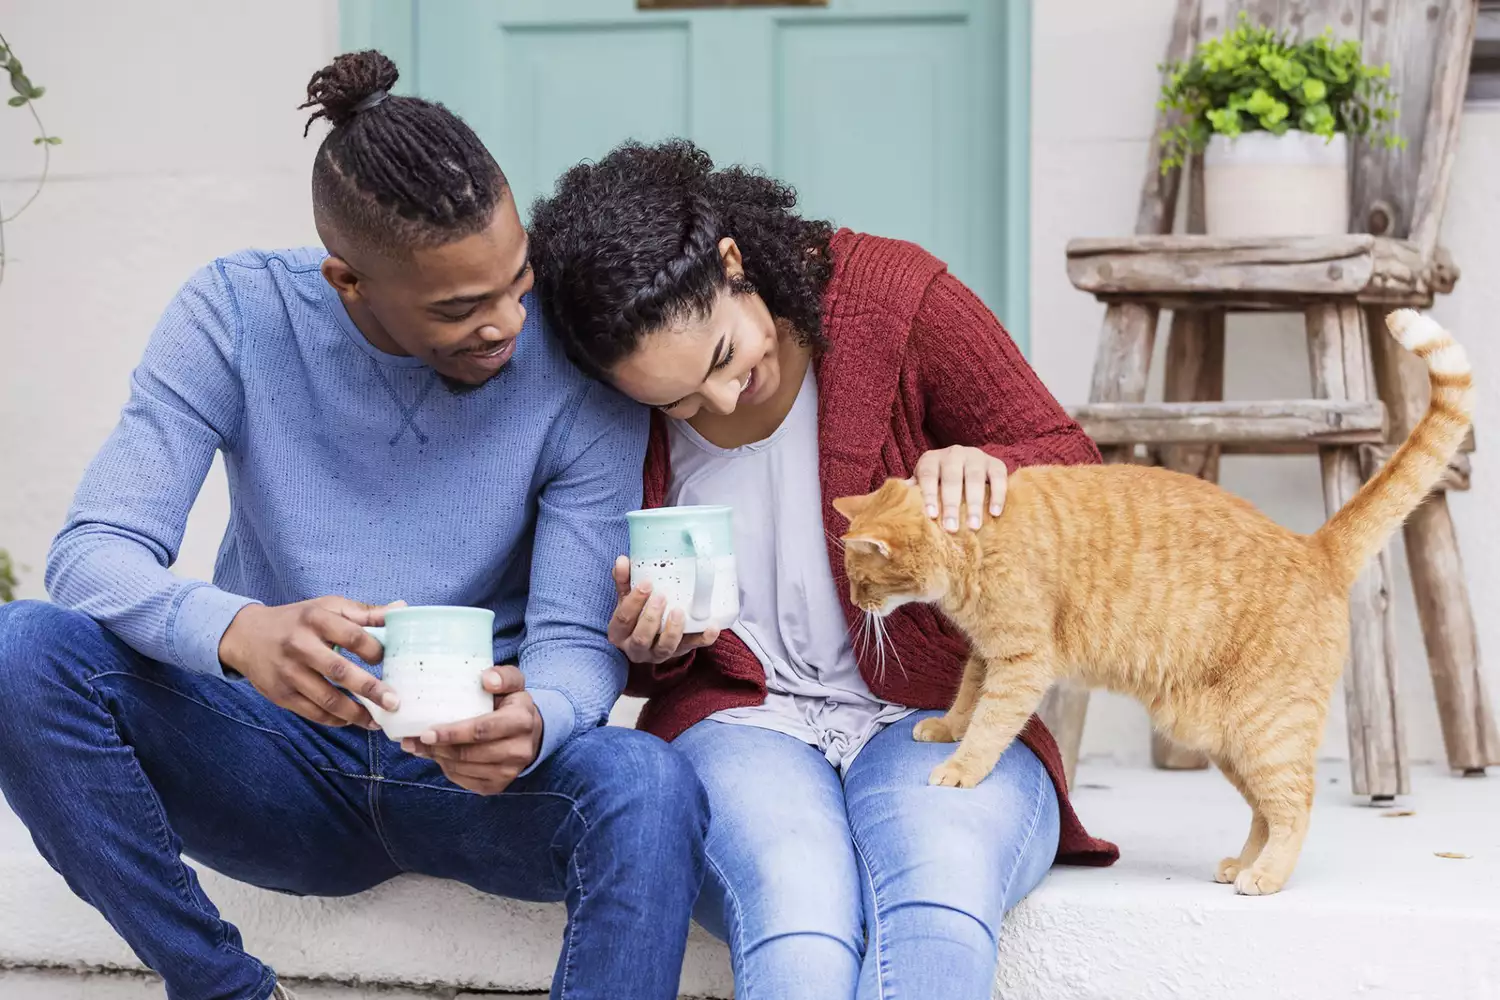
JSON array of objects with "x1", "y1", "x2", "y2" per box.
[{"x1": 1315, "y1": 309, "x2": 1475, "y2": 584}]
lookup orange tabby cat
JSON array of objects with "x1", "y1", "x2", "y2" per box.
[{"x1": 832, "y1": 310, "x2": 1473, "y2": 896}]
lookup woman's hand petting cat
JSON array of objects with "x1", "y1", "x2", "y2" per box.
[
  {"x1": 914, "y1": 446, "x2": 1008, "y2": 532},
  {"x1": 609, "y1": 555, "x2": 722, "y2": 664}
]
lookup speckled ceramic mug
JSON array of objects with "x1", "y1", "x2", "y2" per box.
[
  {"x1": 627, "y1": 506, "x2": 739, "y2": 633},
  {"x1": 351, "y1": 606, "x2": 494, "y2": 739}
]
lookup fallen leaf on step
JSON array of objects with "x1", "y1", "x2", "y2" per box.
[
  {"x1": 1433, "y1": 852, "x2": 1471, "y2": 859},
  {"x1": 1381, "y1": 809, "x2": 1416, "y2": 817}
]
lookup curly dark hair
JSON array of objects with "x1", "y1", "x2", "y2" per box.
[
  {"x1": 301, "y1": 50, "x2": 507, "y2": 257},
  {"x1": 527, "y1": 139, "x2": 834, "y2": 380}
]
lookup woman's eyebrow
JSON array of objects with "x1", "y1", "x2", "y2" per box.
[{"x1": 702, "y1": 335, "x2": 727, "y2": 382}]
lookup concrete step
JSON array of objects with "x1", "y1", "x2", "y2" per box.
[
  {"x1": 0, "y1": 969, "x2": 498, "y2": 999},
  {"x1": 4, "y1": 762, "x2": 1497, "y2": 999}
]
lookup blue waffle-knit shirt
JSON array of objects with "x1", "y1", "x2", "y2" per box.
[{"x1": 46, "y1": 248, "x2": 646, "y2": 769}]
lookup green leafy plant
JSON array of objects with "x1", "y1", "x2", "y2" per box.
[
  {"x1": 0, "y1": 549, "x2": 15, "y2": 604},
  {"x1": 1158, "y1": 13, "x2": 1402, "y2": 172},
  {"x1": 1, "y1": 28, "x2": 62, "y2": 290}
]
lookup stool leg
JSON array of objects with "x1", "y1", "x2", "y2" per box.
[
  {"x1": 1037, "y1": 684, "x2": 1092, "y2": 792},
  {"x1": 1148, "y1": 307, "x2": 1224, "y2": 771},
  {"x1": 1306, "y1": 302, "x2": 1408, "y2": 799},
  {"x1": 1147, "y1": 145, "x2": 1216, "y2": 772},
  {"x1": 1368, "y1": 306, "x2": 1500, "y2": 773},
  {"x1": 1041, "y1": 300, "x2": 1159, "y2": 789}
]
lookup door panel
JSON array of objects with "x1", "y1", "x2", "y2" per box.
[
  {"x1": 773, "y1": 18, "x2": 973, "y2": 273},
  {"x1": 498, "y1": 24, "x2": 691, "y2": 207},
  {"x1": 403, "y1": 0, "x2": 1023, "y2": 334}
]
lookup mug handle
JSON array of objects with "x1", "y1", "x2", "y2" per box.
[{"x1": 687, "y1": 527, "x2": 714, "y2": 624}]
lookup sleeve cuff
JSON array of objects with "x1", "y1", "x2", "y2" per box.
[
  {"x1": 522, "y1": 687, "x2": 579, "y2": 775},
  {"x1": 171, "y1": 585, "x2": 258, "y2": 677}
]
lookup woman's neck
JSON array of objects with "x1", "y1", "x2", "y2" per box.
[{"x1": 688, "y1": 324, "x2": 812, "y2": 449}]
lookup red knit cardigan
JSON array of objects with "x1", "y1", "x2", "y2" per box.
[{"x1": 632, "y1": 230, "x2": 1117, "y2": 867}]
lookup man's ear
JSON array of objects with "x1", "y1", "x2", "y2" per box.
[
  {"x1": 321, "y1": 255, "x2": 361, "y2": 299},
  {"x1": 845, "y1": 536, "x2": 891, "y2": 559},
  {"x1": 832, "y1": 492, "x2": 873, "y2": 523}
]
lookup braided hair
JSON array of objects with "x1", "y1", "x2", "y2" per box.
[
  {"x1": 301, "y1": 50, "x2": 506, "y2": 257},
  {"x1": 527, "y1": 139, "x2": 833, "y2": 381}
]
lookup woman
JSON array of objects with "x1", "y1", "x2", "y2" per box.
[{"x1": 528, "y1": 140, "x2": 1116, "y2": 999}]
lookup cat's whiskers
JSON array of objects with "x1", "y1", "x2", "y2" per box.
[
  {"x1": 846, "y1": 613, "x2": 868, "y2": 657},
  {"x1": 882, "y1": 614, "x2": 907, "y2": 680},
  {"x1": 856, "y1": 612, "x2": 874, "y2": 664},
  {"x1": 866, "y1": 611, "x2": 886, "y2": 685},
  {"x1": 850, "y1": 610, "x2": 878, "y2": 681},
  {"x1": 867, "y1": 611, "x2": 907, "y2": 684},
  {"x1": 861, "y1": 611, "x2": 883, "y2": 684}
]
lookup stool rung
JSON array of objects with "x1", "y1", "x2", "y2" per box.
[
  {"x1": 1070, "y1": 400, "x2": 1386, "y2": 446},
  {"x1": 1065, "y1": 234, "x2": 1451, "y2": 307}
]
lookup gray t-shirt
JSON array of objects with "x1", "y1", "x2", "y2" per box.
[{"x1": 667, "y1": 367, "x2": 913, "y2": 771}]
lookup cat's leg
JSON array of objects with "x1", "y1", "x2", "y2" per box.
[
  {"x1": 913, "y1": 654, "x2": 985, "y2": 743},
  {"x1": 929, "y1": 649, "x2": 1053, "y2": 789},
  {"x1": 1228, "y1": 723, "x2": 1320, "y2": 896},
  {"x1": 1212, "y1": 755, "x2": 1268, "y2": 884}
]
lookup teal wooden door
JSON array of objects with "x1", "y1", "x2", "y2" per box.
[{"x1": 347, "y1": 0, "x2": 1029, "y2": 343}]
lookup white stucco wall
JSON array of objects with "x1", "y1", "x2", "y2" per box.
[
  {"x1": 0, "y1": 0, "x2": 1495, "y2": 770},
  {"x1": 0, "y1": 0, "x2": 340, "y2": 603}
]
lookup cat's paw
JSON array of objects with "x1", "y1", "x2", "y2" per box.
[
  {"x1": 913, "y1": 718, "x2": 957, "y2": 743},
  {"x1": 1214, "y1": 857, "x2": 1243, "y2": 884},
  {"x1": 1232, "y1": 866, "x2": 1287, "y2": 896},
  {"x1": 929, "y1": 757, "x2": 987, "y2": 788}
]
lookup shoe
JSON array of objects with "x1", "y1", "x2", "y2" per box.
[{"x1": 271, "y1": 985, "x2": 298, "y2": 1000}]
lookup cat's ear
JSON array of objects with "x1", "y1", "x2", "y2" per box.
[
  {"x1": 832, "y1": 493, "x2": 873, "y2": 522},
  {"x1": 845, "y1": 536, "x2": 891, "y2": 559}
]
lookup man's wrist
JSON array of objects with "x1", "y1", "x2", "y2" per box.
[
  {"x1": 521, "y1": 688, "x2": 577, "y2": 776},
  {"x1": 217, "y1": 602, "x2": 267, "y2": 676},
  {"x1": 173, "y1": 588, "x2": 260, "y2": 678}
]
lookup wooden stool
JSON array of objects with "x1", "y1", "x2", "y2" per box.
[
  {"x1": 1060, "y1": 234, "x2": 1488, "y2": 799},
  {"x1": 1039, "y1": 0, "x2": 1499, "y2": 800}
]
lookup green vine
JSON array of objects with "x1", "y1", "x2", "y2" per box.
[
  {"x1": 1157, "y1": 12, "x2": 1403, "y2": 173},
  {"x1": 1, "y1": 29, "x2": 62, "y2": 290},
  {"x1": 1, "y1": 29, "x2": 56, "y2": 600}
]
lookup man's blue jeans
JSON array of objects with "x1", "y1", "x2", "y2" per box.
[{"x1": 0, "y1": 601, "x2": 708, "y2": 1000}]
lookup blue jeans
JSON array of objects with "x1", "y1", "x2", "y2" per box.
[
  {"x1": 0, "y1": 601, "x2": 708, "y2": 1000},
  {"x1": 677, "y1": 711, "x2": 1059, "y2": 1000}
]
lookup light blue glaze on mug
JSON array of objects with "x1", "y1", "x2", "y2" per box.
[
  {"x1": 361, "y1": 605, "x2": 494, "y2": 662},
  {"x1": 626, "y1": 505, "x2": 734, "y2": 559},
  {"x1": 351, "y1": 606, "x2": 496, "y2": 738}
]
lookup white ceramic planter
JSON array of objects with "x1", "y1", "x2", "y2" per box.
[{"x1": 1203, "y1": 131, "x2": 1349, "y2": 237}]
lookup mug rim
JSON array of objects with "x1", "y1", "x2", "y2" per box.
[
  {"x1": 627, "y1": 505, "x2": 732, "y2": 521},
  {"x1": 382, "y1": 606, "x2": 494, "y2": 620}
]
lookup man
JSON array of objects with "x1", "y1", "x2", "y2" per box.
[{"x1": 0, "y1": 50, "x2": 707, "y2": 1000}]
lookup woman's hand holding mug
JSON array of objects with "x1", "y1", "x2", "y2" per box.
[{"x1": 610, "y1": 555, "x2": 721, "y2": 664}]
